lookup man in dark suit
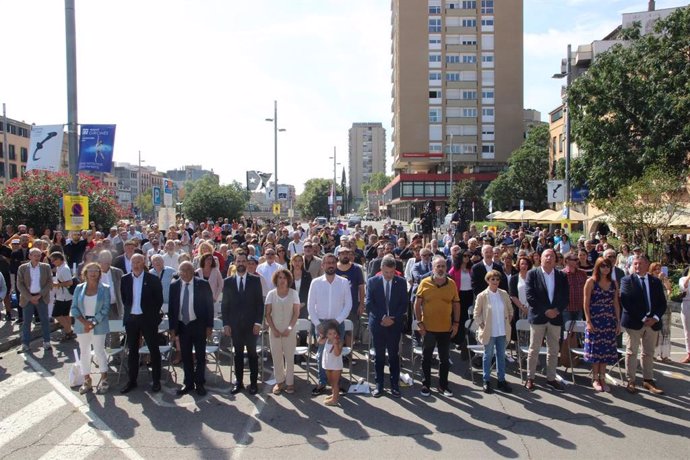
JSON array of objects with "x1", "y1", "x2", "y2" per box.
[
  {"x1": 120, "y1": 253, "x2": 164, "y2": 393},
  {"x1": 366, "y1": 256, "x2": 409, "y2": 398},
  {"x1": 222, "y1": 252, "x2": 264, "y2": 395},
  {"x1": 620, "y1": 254, "x2": 667, "y2": 395},
  {"x1": 524, "y1": 249, "x2": 570, "y2": 392},
  {"x1": 169, "y1": 261, "x2": 214, "y2": 396},
  {"x1": 113, "y1": 240, "x2": 136, "y2": 274},
  {"x1": 471, "y1": 244, "x2": 508, "y2": 297}
]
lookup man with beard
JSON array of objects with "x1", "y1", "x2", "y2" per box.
[{"x1": 336, "y1": 247, "x2": 365, "y2": 348}]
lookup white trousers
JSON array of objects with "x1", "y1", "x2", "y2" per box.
[{"x1": 77, "y1": 332, "x2": 108, "y2": 376}]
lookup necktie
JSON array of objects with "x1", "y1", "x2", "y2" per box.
[
  {"x1": 239, "y1": 276, "x2": 244, "y2": 294},
  {"x1": 182, "y1": 283, "x2": 190, "y2": 324},
  {"x1": 640, "y1": 277, "x2": 651, "y2": 314},
  {"x1": 385, "y1": 280, "x2": 391, "y2": 316}
]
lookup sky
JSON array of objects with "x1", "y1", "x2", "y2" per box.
[{"x1": 1, "y1": 0, "x2": 688, "y2": 194}]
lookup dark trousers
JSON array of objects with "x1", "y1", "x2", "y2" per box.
[
  {"x1": 422, "y1": 331, "x2": 451, "y2": 389},
  {"x1": 232, "y1": 326, "x2": 258, "y2": 385},
  {"x1": 126, "y1": 315, "x2": 161, "y2": 384},
  {"x1": 371, "y1": 323, "x2": 402, "y2": 390},
  {"x1": 179, "y1": 320, "x2": 206, "y2": 387},
  {"x1": 453, "y1": 290, "x2": 473, "y2": 346}
]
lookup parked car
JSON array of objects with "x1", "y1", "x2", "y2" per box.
[
  {"x1": 313, "y1": 216, "x2": 328, "y2": 226},
  {"x1": 347, "y1": 214, "x2": 362, "y2": 227},
  {"x1": 364, "y1": 212, "x2": 375, "y2": 221}
]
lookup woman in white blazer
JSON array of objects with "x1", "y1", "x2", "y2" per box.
[{"x1": 473, "y1": 269, "x2": 513, "y2": 394}]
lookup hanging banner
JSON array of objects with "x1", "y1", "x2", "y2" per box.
[
  {"x1": 163, "y1": 179, "x2": 174, "y2": 207},
  {"x1": 27, "y1": 125, "x2": 64, "y2": 172},
  {"x1": 63, "y1": 195, "x2": 89, "y2": 230},
  {"x1": 77, "y1": 124, "x2": 116, "y2": 173}
]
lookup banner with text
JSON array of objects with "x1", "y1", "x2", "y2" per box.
[{"x1": 77, "y1": 124, "x2": 116, "y2": 173}]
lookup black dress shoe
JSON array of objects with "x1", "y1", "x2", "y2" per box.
[
  {"x1": 231, "y1": 383, "x2": 245, "y2": 395},
  {"x1": 196, "y1": 384, "x2": 207, "y2": 396},
  {"x1": 248, "y1": 384, "x2": 258, "y2": 395},
  {"x1": 497, "y1": 381, "x2": 513, "y2": 393},
  {"x1": 151, "y1": 382, "x2": 161, "y2": 393},
  {"x1": 372, "y1": 387, "x2": 384, "y2": 398},
  {"x1": 483, "y1": 381, "x2": 494, "y2": 394},
  {"x1": 176, "y1": 385, "x2": 194, "y2": 396},
  {"x1": 120, "y1": 382, "x2": 137, "y2": 394},
  {"x1": 391, "y1": 388, "x2": 401, "y2": 398}
]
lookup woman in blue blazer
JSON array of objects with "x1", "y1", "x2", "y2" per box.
[{"x1": 71, "y1": 262, "x2": 111, "y2": 395}]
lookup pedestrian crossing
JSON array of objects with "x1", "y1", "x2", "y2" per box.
[{"x1": 0, "y1": 368, "x2": 138, "y2": 459}]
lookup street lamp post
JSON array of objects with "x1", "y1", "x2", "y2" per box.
[
  {"x1": 2, "y1": 103, "x2": 9, "y2": 185},
  {"x1": 552, "y1": 44, "x2": 572, "y2": 221},
  {"x1": 329, "y1": 147, "x2": 340, "y2": 219},
  {"x1": 449, "y1": 133, "x2": 454, "y2": 205},
  {"x1": 265, "y1": 100, "x2": 286, "y2": 214},
  {"x1": 137, "y1": 150, "x2": 145, "y2": 218},
  {"x1": 65, "y1": 0, "x2": 79, "y2": 194}
]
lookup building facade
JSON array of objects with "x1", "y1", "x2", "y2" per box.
[
  {"x1": 348, "y1": 122, "x2": 386, "y2": 205},
  {"x1": 0, "y1": 118, "x2": 30, "y2": 185},
  {"x1": 388, "y1": 0, "x2": 524, "y2": 221}
]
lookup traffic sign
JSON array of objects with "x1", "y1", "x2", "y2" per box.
[
  {"x1": 272, "y1": 203, "x2": 281, "y2": 215},
  {"x1": 152, "y1": 186, "x2": 162, "y2": 206},
  {"x1": 547, "y1": 180, "x2": 565, "y2": 203}
]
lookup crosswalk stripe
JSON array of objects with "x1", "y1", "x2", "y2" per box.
[
  {"x1": 39, "y1": 423, "x2": 105, "y2": 460},
  {"x1": 0, "y1": 392, "x2": 66, "y2": 450},
  {"x1": 0, "y1": 371, "x2": 41, "y2": 400}
]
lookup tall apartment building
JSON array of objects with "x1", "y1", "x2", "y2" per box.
[
  {"x1": 348, "y1": 122, "x2": 386, "y2": 205},
  {"x1": 387, "y1": 0, "x2": 524, "y2": 221}
]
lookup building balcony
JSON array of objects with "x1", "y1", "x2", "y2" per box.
[
  {"x1": 445, "y1": 62, "x2": 478, "y2": 71},
  {"x1": 445, "y1": 117, "x2": 477, "y2": 124},
  {"x1": 445, "y1": 26, "x2": 477, "y2": 35},
  {"x1": 445, "y1": 99, "x2": 477, "y2": 107},
  {"x1": 445, "y1": 81, "x2": 478, "y2": 89}
]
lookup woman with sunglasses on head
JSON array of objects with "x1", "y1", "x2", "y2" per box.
[
  {"x1": 583, "y1": 257, "x2": 621, "y2": 392},
  {"x1": 448, "y1": 250, "x2": 473, "y2": 351}
]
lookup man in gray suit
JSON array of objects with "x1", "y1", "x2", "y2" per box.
[
  {"x1": 98, "y1": 251, "x2": 124, "y2": 320},
  {"x1": 16, "y1": 248, "x2": 53, "y2": 352},
  {"x1": 302, "y1": 242, "x2": 323, "y2": 279}
]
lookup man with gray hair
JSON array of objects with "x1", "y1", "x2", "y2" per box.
[
  {"x1": 17, "y1": 248, "x2": 53, "y2": 352},
  {"x1": 98, "y1": 250, "x2": 124, "y2": 320}
]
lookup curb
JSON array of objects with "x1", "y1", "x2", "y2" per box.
[{"x1": 0, "y1": 323, "x2": 61, "y2": 354}]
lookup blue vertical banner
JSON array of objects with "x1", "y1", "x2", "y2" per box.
[{"x1": 78, "y1": 124, "x2": 116, "y2": 173}]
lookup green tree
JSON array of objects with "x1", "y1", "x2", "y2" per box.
[
  {"x1": 484, "y1": 124, "x2": 550, "y2": 210},
  {"x1": 182, "y1": 175, "x2": 247, "y2": 223},
  {"x1": 569, "y1": 8, "x2": 690, "y2": 200},
  {"x1": 296, "y1": 178, "x2": 337, "y2": 219},
  {"x1": 361, "y1": 172, "x2": 391, "y2": 197},
  {"x1": 135, "y1": 190, "x2": 154, "y2": 219},
  {"x1": 449, "y1": 179, "x2": 488, "y2": 220}
]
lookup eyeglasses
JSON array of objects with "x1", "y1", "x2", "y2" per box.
[{"x1": 462, "y1": 254, "x2": 470, "y2": 258}]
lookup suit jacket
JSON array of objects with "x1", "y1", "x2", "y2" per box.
[
  {"x1": 611, "y1": 267, "x2": 625, "y2": 287},
  {"x1": 365, "y1": 274, "x2": 408, "y2": 329},
  {"x1": 471, "y1": 261, "x2": 508, "y2": 297},
  {"x1": 120, "y1": 271, "x2": 164, "y2": 325},
  {"x1": 70, "y1": 283, "x2": 111, "y2": 335},
  {"x1": 525, "y1": 267, "x2": 569, "y2": 325},
  {"x1": 221, "y1": 273, "x2": 264, "y2": 330},
  {"x1": 104, "y1": 266, "x2": 124, "y2": 319},
  {"x1": 168, "y1": 277, "x2": 214, "y2": 332},
  {"x1": 303, "y1": 256, "x2": 323, "y2": 280},
  {"x1": 411, "y1": 260, "x2": 433, "y2": 291},
  {"x1": 620, "y1": 274, "x2": 667, "y2": 331},
  {"x1": 291, "y1": 270, "x2": 312, "y2": 305},
  {"x1": 113, "y1": 254, "x2": 130, "y2": 274},
  {"x1": 369, "y1": 257, "x2": 404, "y2": 276},
  {"x1": 16, "y1": 262, "x2": 53, "y2": 307},
  {"x1": 473, "y1": 288, "x2": 513, "y2": 345}
]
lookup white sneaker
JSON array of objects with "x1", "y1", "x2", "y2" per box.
[
  {"x1": 43, "y1": 341, "x2": 52, "y2": 350},
  {"x1": 18, "y1": 344, "x2": 30, "y2": 353}
]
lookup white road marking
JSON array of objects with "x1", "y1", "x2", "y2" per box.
[
  {"x1": 0, "y1": 371, "x2": 41, "y2": 399},
  {"x1": 0, "y1": 392, "x2": 66, "y2": 449},
  {"x1": 23, "y1": 354, "x2": 144, "y2": 460},
  {"x1": 230, "y1": 395, "x2": 268, "y2": 460},
  {"x1": 39, "y1": 423, "x2": 105, "y2": 460}
]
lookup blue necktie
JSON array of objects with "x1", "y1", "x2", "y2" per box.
[
  {"x1": 640, "y1": 277, "x2": 651, "y2": 315},
  {"x1": 181, "y1": 283, "x2": 190, "y2": 324}
]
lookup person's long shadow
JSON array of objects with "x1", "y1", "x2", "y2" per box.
[{"x1": 86, "y1": 392, "x2": 141, "y2": 440}]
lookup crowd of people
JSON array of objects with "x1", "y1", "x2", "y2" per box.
[{"x1": 0, "y1": 217, "x2": 688, "y2": 404}]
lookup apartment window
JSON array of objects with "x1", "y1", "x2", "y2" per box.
[
  {"x1": 429, "y1": 72, "x2": 442, "y2": 83},
  {"x1": 20, "y1": 147, "x2": 27, "y2": 162},
  {"x1": 8, "y1": 144, "x2": 15, "y2": 160},
  {"x1": 429, "y1": 144, "x2": 443, "y2": 153},
  {"x1": 461, "y1": 19, "x2": 477, "y2": 28},
  {"x1": 460, "y1": 70, "x2": 477, "y2": 81},
  {"x1": 460, "y1": 144, "x2": 478, "y2": 153},
  {"x1": 462, "y1": 108, "x2": 478, "y2": 117},
  {"x1": 482, "y1": 125, "x2": 495, "y2": 135},
  {"x1": 446, "y1": 72, "x2": 460, "y2": 82},
  {"x1": 447, "y1": 1, "x2": 460, "y2": 8},
  {"x1": 9, "y1": 124, "x2": 16, "y2": 135},
  {"x1": 429, "y1": 108, "x2": 442, "y2": 123},
  {"x1": 462, "y1": 90, "x2": 477, "y2": 100},
  {"x1": 0, "y1": 163, "x2": 4, "y2": 177},
  {"x1": 429, "y1": 90, "x2": 442, "y2": 102},
  {"x1": 0, "y1": 142, "x2": 3, "y2": 158},
  {"x1": 429, "y1": 6, "x2": 441, "y2": 14},
  {"x1": 446, "y1": 55, "x2": 460, "y2": 64},
  {"x1": 18, "y1": 126, "x2": 29, "y2": 138},
  {"x1": 461, "y1": 1, "x2": 477, "y2": 8},
  {"x1": 459, "y1": 35, "x2": 477, "y2": 46},
  {"x1": 482, "y1": 90, "x2": 494, "y2": 102},
  {"x1": 449, "y1": 124, "x2": 478, "y2": 136},
  {"x1": 429, "y1": 36, "x2": 442, "y2": 49},
  {"x1": 446, "y1": 89, "x2": 461, "y2": 100},
  {"x1": 429, "y1": 125, "x2": 443, "y2": 141},
  {"x1": 462, "y1": 54, "x2": 477, "y2": 63},
  {"x1": 482, "y1": 34, "x2": 494, "y2": 50},
  {"x1": 20, "y1": 166, "x2": 26, "y2": 175},
  {"x1": 482, "y1": 70, "x2": 495, "y2": 86},
  {"x1": 552, "y1": 137, "x2": 557, "y2": 154},
  {"x1": 481, "y1": 0, "x2": 494, "y2": 14},
  {"x1": 429, "y1": 18, "x2": 442, "y2": 33},
  {"x1": 482, "y1": 108, "x2": 494, "y2": 116},
  {"x1": 429, "y1": 53, "x2": 442, "y2": 63},
  {"x1": 10, "y1": 164, "x2": 17, "y2": 179},
  {"x1": 559, "y1": 134, "x2": 565, "y2": 152},
  {"x1": 482, "y1": 53, "x2": 494, "y2": 68},
  {"x1": 482, "y1": 144, "x2": 495, "y2": 159}
]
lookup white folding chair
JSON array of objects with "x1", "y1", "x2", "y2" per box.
[
  {"x1": 101, "y1": 320, "x2": 127, "y2": 383},
  {"x1": 564, "y1": 320, "x2": 588, "y2": 383},
  {"x1": 294, "y1": 318, "x2": 313, "y2": 383},
  {"x1": 410, "y1": 320, "x2": 438, "y2": 383},
  {"x1": 515, "y1": 319, "x2": 547, "y2": 383},
  {"x1": 341, "y1": 319, "x2": 354, "y2": 383},
  {"x1": 138, "y1": 319, "x2": 177, "y2": 383},
  {"x1": 205, "y1": 318, "x2": 224, "y2": 380},
  {"x1": 465, "y1": 319, "x2": 488, "y2": 385}
]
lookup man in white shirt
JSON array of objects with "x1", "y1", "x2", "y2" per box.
[
  {"x1": 161, "y1": 240, "x2": 180, "y2": 271},
  {"x1": 288, "y1": 232, "x2": 304, "y2": 257},
  {"x1": 307, "y1": 253, "x2": 352, "y2": 395},
  {"x1": 256, "y1": 248, "x2": 283, "y2": 290}
]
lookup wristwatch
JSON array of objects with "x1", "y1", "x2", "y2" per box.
[
  {"x1": 90, "y1": 319, "x2": 98, "y2": 327},
  {"x1": 287, "y1": 326, "x2": 293, "y2": 331}
]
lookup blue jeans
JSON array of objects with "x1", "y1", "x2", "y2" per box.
[
  {"x1": 313, "y1": 320, "x2": 345, "y2": 386},
  {"x1": 483, "y1": 335, "x2": 507, "y2": 382},
  {"x1": 22, "y1": 300, "x2": 51, "y2": 346}
]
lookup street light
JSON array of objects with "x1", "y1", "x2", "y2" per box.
[
  {"x1": 329, "y1": 147, "x2": 341, "y2": 219},
  {"x1": 138, "y1": 150, "x2": 145, "y2": 217},
  {"x1": 448, "y1": 133, "x2": 455, "y2": 204},
  {"x1": 265, "y1": 100, "x2": 286, "y2": 211},
  {"x1": 552, "y1": 43, "x2": 572, "y2": 221}
]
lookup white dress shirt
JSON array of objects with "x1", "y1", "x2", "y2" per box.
[
  {"x1": 162, "y1": 252, "x2": 180, "y2": 270},
  {"x1": 257, "y1": 261, "x2": 284, "y2": 289},
  {"x1": 29, "y1": 263, "x2": 42, "y2": 293},
  {"x1": 307, "y1": 274, "x2": 353, "y2": 327},
  {"x1": 131, "y1": 272, "x2": 144, "y2": 315},
  {"x1": 541, "y1": 267, "x2": 555, "y2": 303},
  {"x1": 124, "y1": 256, "x2": 132, "y2": 274},
  {"x1": 179, "y1": 280, "x2": 196, "y2": 323}
]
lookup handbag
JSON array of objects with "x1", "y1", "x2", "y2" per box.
[{"x1": 68, "y1": 348, "x2": 84, "y2": 387}]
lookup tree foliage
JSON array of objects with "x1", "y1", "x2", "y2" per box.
[
  {"x1": 135, "y1": 189, "x2": 154, "y2": 219},
  {"x1": 361, "y1": 172, "x2": 391, "y2": 197},
  {"x1": 182, "y1": 175, "x2": 247, "y2": 223},
  {"x1": 0, "y1": 170, "x2": 126, "y2": 232},
  {"x1": 569, "y1": 8, "x2": 690, "y2": 200},
  {"x1": 448, "y1": 179, "x2": 488, "y2": 220},
  {"x1": 594, "y1": 167, "x2": 685, "y2": 252},
  {"x1": 484, "y1": 124, "x2": 550, "y2": 210},
  {"x1": 296, "y1": 178, "x2": 343, "y2": 219}
]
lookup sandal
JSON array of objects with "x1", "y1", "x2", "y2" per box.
[
  {"x1": 272, "y1": 383, "x2": 283, "y2": 395},
  {"x1": 284, "y1": 385, "x2": 295, "y2": 394},
  {"x1": 97, "y1": 378, "x2": 110, "y2": 394},
  {"x1": 325, "y1": 398, "x2": 339, "y2": 406},
  {"x1": 79, "y1": 378, "x2": 93, "y2": 395}
]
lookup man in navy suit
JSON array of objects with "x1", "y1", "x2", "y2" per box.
[
  {"x1": 620, "y1": 254, "x2": 667, "y2": 395},
  {"x1": 366, "y1": 256, "x2": 408, "y2": 398},
  {"x1": 524, "y1": 249, "x2": 570, "y2": 392},
  {"x1": 471, "y1": 245, "x2": 508, "y2": 297},
  {"x1": 222, "y1": 252, "x2": 264, "y2": 395},
  {"x1": 169, "y1": 261, "x2": 214, "y2": 396}
]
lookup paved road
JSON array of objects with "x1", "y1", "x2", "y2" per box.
[{"x1": 1, "y1": 322, "x2": 689, "y2": 459}]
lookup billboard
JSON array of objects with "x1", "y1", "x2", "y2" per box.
[{"x1": 77, "y1": 124, "x2": 116, "y2": 173}]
